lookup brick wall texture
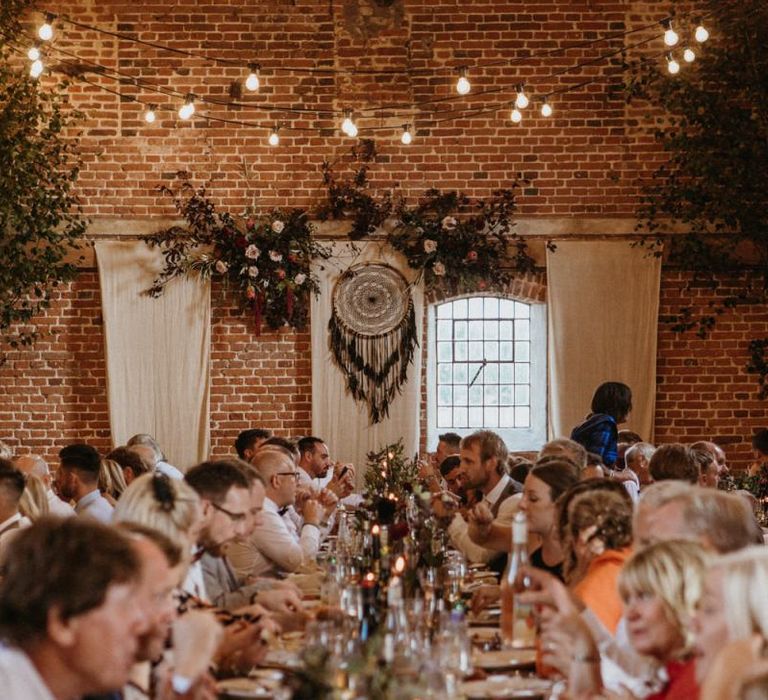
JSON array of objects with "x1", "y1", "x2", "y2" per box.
[{"x1": 2, "y1": 1, "x2": 766, "y2": 472}]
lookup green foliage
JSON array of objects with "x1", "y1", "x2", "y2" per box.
[
  {"x1": 630, "y1": 2, "x2": 768, "y2": 390},
  {"x1": 0, "y1": 2, "x2": 86, "y2": 355},
  {"x1": 363, "y1": 439, "x2": 419, "y2": 502}
]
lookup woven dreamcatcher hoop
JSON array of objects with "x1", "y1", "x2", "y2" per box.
[{"x1": 329, "y1": 262, "x2": 418, "y2": 423}]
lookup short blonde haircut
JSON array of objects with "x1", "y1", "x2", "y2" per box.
[
  {"x1": 99, "y1": 459, "x2": 127, "y2": 501},
  {"x1": 713, "y1": 546, "x2": 768, "y2": 641},
  {"x1": 113, "y1": 473, "x2": 201, "y2": 554},
  {"x1": 18, "y1": 473, "x2": 49, "y2": 522},
  {"x1": 619, "y1": 539, "x2": 711, "y2": 656}
]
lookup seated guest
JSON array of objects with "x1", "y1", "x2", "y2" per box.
[
  {"x1": 439, "y1": 455, "x2": 466, "y2": 500},
  {"x1": 618, "y1": 429, "x2": 643, "y2": 445},
  {"x1": 570, "y1": 381, "x2": 633, "y2": 468},
  {"x1": 694, "y1": 546, "x2": 768, "y2": 699},
  {"x1": 98, "y1": 458, "x2": 128, "y2": 505},
  {"x1": 508, "y1": 455, "x2": 533, "y2": 485},
  {"x1": 13, "y1": 454, "x2": 76, "y2": 517},
  {"x1": 296, "y1": 436, "x2": 354, "y2": 499},
  {"x1": 0, "y1": 460, "x2": 31, "y2": 566},
  {"x1": 615, "y1": 442, "x2": 656, "y2": 499},
  {"x1": 749, "y1": 429, "x2": 768, "y2": 477},
  {"x1": 127, "y1": 433, "x2": 183, "y2": 480},
  {"x1": 649, "y1": 443, "x2": 698, "y2": 484},
  {"x1": 538, "y1": 437, "x2": 588, "y2": 471},
  {"x1": 582, "y1": 452, "x2": 606, "y2": 480},
  {"x1": 433, "y1": 431, "x2": 462, "y2": 470},
  {"x1": 18, "y1": 473, "x2": 49, "y2": 522},
  {"x1": 691, "y1": 445, "x2": 722, "y2": 489},
  {"x1": 0, "y1": 518, "x2": 147, "y2": 699},
  {"x1": 56, "y1": 443, "x2": 113, "y2": 522},
  {"x1": 229, "y1": 448, "x2": 323, "y2": 579},
  {"x1": 107, "y1": 446, "x2": 152, "y2": 486},
  {"x1": 690, "y1": 440, "x2": 729, "y2": 479},
  {"x1": 235, "y1": 428, "x2": 273, "y2": 461}
]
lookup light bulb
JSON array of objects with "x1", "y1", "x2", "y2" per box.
[
  {"x1": 38, "y1": 15, "x2": 54, "y2": 42},
  {"x1": 144, "y1": 106, "x2": 157, "y2": 123},
  {"x1": 341, "y1": 110, "x2": 354, "y2": 135},
  {"x1": 683, "y1": 47, "x2": 696, "y2": 63},
  {"x1": 510, "y1": 107, "x2": 522, "y2": 123},
  {"x1": 30, "y1": 59, "x2": 44, "y2": 78},
  {"x1": 178, "y1": 96, "x2": 195, "y2": 120},
  {"x1": 541, "y1": 100, "x2": 553, "y2": 117},
  {"x1": 663, "y1": 20, "x2": 678, "y2": 46},
  {"x1": 695, "y1": 24, "x2": 709, "y2": 43},
  {"x1": 245, "y1": 63, "x2": 260, "y2": 92},
  {"x1": 268, "y1": 127, "x2": 279, "y2": 146},
  {"x1": 456, "y1": 68, "x2": 470, "y2": 95},
  {"x1": 515, "y1": 86, "x2": 529, "y2": 109},
  {"x1": 401, "y1": 125, "x2": 413, "y2": 145},
  {"x1": 666, "y1": 54, "x2": 680, "y2": 75},
  {"x1": 27, "y1": 46, "x2": 40, "y2": 61},
  {"x1": 347, "y1": 122, "x2": 358, "y2": 138}
]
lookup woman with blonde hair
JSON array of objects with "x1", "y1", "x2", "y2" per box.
[
  {"x1": 99, "y1": 458, "x2": 128, "y2": 505},
  {"x1": 18, "y1": 473, "x2": 49, "y2": 522}
]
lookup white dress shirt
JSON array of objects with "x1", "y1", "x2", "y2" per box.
[
  {"x1": 74, "y1": 489, "x2": 114, "y2": 523},
  {"x1": 447, "y1": 475, "x2": 520, "y2": 564},
  {"x1": 156, "y1": 460, "x2": 184, "y2": 480},
  {"x1": 228, "y1": 496, "x2": 320, "y2": 579},
  {"x1": 0, "y1": 646, "x2": 55, "y2": 700},
  {"x1": 0, "y1": 513, "x2": 31, "y2": 565},
  {"x1": 46, "y1": 489, "x2": 76, "y2": 518}
]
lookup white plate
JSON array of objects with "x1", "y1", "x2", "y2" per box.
[
  {"x1": 461, "y1": 675, "x2": 552, "y2": 699},
  {"x1": 472, "y1": 648, "x2": 536, "y2": 670},
  {"x1": 217, "y1": 678, "x2": 272, "y2": 698}
]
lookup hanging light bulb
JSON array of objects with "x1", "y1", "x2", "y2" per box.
[
  {"x1": 662, "y1": 19, "x2": 679, "y2": 47},
  {"x1": 268, "y1": 125, "x2": 280, "y2": 146},
  {"x1": 456, "y1": 67, "x2": 471, "y2": 95},
  {"x1": 245, "y1": 63, "x2": 260, "y2": 92},
  {"x1": 144, "y1": 104, "x2": 157, "y2": 124},
  {"x1": 401, "y1": 124, "x2": 413, "y2": 145},
  {"x1": 510, "y1": 106, "x2": 522, "y2": 123},
  {"x1": 38, "y1": 13, "x2": 54, "y2": 41},
  {"x1": 347, "y1": 121, "x2": 358, "y2": 138},
  {"x1": 514, "y1": 85, "x2": 529, "y2": 110},
  {"x1": 27, "y1": 45, "x2": 40, "y2": 61},
  {"x1": 178, "y1": 94, "x2": 195, "y2": 120},
  {"x1": 541, "y1": 98, "x2": 553, "y2": 117},
  {"x1": 29, "y1": 59, "x2": 44, "y2": 78},
  {"x1": 666, "y1": 53, "x2": 680, "y2": 75},
  {"x1": 694, "y1": 20, "x2": 709, "y2": 43},
  {"x1": 341, "y1": 109, "x2": 353, "y2": 135},
  {"x1": 683, "y1": 47, "x2": 696, "y2": 63}
]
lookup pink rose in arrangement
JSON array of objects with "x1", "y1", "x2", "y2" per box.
[
  {"x1": 441, "y1": 216, "x2": 458, "y2": 231},
  {"x1": 269, "y1": 250, "x2": 283, "y2": 262},
  {"x1": 294, "y1": 273, "x2": 307, "y2": 286},
  {"x1": 433, "y1": 261, "x2": 446, "y2": 276},
  {"x1": 248, "y1": 266, "x2": 259, "y2": 278},
  {"x1": 246, "y1": 286, "x2": 256, "y2": 300},
  {"x1": 215, "y1": 260, "x2": 229, "y2": 274},
  {"x1": 466, "y1": 250, "x2": 478, "y2": 262},
  {"x1": 423, "y1": 239, "x2": 437, "y2": 254},
  {"x1": 276, "y1": 269, "x2": 286, "y2": 280},
  {"x1": 272, "y1": 220, "x2": 285, "y2": 233},
  {"x1": 245, "y1": 245, "x2": 261, "y2": 260}
]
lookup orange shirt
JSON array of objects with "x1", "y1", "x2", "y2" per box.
[{"x1": 573, "y1": 546, "x2": 633, "y2": 635}]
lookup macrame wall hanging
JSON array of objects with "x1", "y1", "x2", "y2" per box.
[{"x1": 329, "y1": 263, "x2": 418, "y2": 424}]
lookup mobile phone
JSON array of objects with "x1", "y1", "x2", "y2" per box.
[{"x1": 338, "y1": 465, "x2": 350, "y2": 480}]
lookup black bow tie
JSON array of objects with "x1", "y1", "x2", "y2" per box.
[{"x1": 278, "y1": 506, "x2": 290, "y2": 516}]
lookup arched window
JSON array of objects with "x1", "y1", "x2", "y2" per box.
[{"x1": 427, "y1": 295, "x2": 547, "y2": 452}]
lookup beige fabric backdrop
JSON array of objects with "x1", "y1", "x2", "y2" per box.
[
  {"x1": 95, "y1": 241, "x2": 211, "y2": 470},
  {"x1": 311, "y1": 242, "x2": 423, "y2": 485},
  {"x1": 546, "y1": 241, "x2": 661, "y2": 443}
]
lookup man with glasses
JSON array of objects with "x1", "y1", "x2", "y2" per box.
[{"x1": 229, "y1": 449, "x2": 323, "y2": 579}]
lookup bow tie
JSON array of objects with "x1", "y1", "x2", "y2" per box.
[{"x1": 278, "y1": 506, "x2": 290, "y2": 516}]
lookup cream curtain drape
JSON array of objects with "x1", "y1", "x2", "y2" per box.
[
  {"x1": 546, "y1": 241, "x2": 661, "y2": 443},
  {"x1": 95, "y1": 241, "x2": 211, "y2": 469},
  {"x1": 311, "y1": 242, "x2": 424, "y2": 483}
]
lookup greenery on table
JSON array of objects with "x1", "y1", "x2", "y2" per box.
[
  {"x1": 363, "y1": 440, "x2": 420, "y2": 504},
  {"x1": 0, "y1": 0, "x2": 86, "y2": 357},
  {"x1": 629, "y1": 1, "x2": 768, "y2": 394}
]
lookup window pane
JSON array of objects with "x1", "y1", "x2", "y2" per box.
[
  {"x1": 483, "y1": 320, "x2": 498, "y2": 340},
  {"x1": 514, "y1": 407, "x2": 530, "y2": 427},
  {"x1": 515, "y1": 319, "x2": 530, "y2": 340},
  {"x1": 500, "y1": 407, "x2": 514, "y2": 427},
  {"x1": 468, "y1": 297, "x2": 484, "y2": 317},
  {"x1": 438, "y1": 407, "x2": 452, "y2": 427},
  {"x1": 468, "y1": 320, "x2": 483, "y2": 340},
  {"x1": 499, "y1": 320, "x2": 513, "y2": 340},
  {"x1": 515, "y1": 385, "x2": 530, "y2": 406},
  {"x1": 499, "y1": 342, "x2": 513, "y2": 361},
  {"x1": 438, "y1": 385, "x2": 452, "y2": 406},
  {"x1": 453, "y1": 385, "x2": 468, "y2": 405},
  {"x1": 453, "y1": 298, "x2": 468, "y2": 318},
  {"x1": 514, "y1": 341, "x2": 530, "y2": 362},
  {"x1": 484, "y1": 342, "x2": 499, "y2": 361},
  {"x1": 468, "y1": 341, "x2": 483, "y2": 361},
  {"x1": 467, "y1": 362, "x2": 481, "y2": 384},
  {"x1": 437, "y1": 302, "x2": 452, "y2": 319},
  {"x1": 469, "y1": 385, "x2": 483, "y2": 406},
  {"x1": 453, "y1": 363, "x2": 468, "y2": 384},
  {"x1": 484, "y1": 385, "x2": 499, "y2": 405},
  {"x1": 500, "y1": 364, "x2": 514, "y2": 384},
  {"x1": 514, "y1": 363, "x2": 529, "y2": 384},
  {"x1": 454, "y1": 321, "x2": 467, "y2": 340},
  {"x1": 499, "y1": 299, "x2": 515, "y2": 317},
  {"x1": 514, "y1": 302, "x2": 530, "y2": 318},
  {"x1": 500, "y1": 385, "x2": 513, "y2": 405},
  {"x1": 438, "y1": 363, "x2": 452, "y2": 383},
  {"x1": 484, "y1": 297, "x2": 499, "y2": 316},
  {"x1": 484, "y1": 407, "x2": 499, "y2": 428},
  {"x1": 437, "y1": 319, "x2": 453, "y2": 340},
  {"x1": 455, "y1": 342, "x2": 467, "y2": 361},
  {"x1": 484, "y1": 364, "x2": 499, "y2": 384},
  {"x1": 453, "y1": 407, "x2": 467, "y2": 427},
  {"x1": 469, "y1": 406, "x2": 484, "y2": 427},
  {"x1": 437, "y1": 342, "x2": 453, "y2": 362}
]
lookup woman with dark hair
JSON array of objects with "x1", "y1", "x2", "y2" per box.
[{"x1": 570, "y1": 381, "x2": 633, "y2": 467}]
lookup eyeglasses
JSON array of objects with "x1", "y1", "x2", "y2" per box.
[
  {"x1": 211, "y1": 502, "x2": 248, "y2": 522},
  {"x1": 276, "y1": 471, "x2": 300, "y2": 481}
]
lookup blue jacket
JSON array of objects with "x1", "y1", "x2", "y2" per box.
[{"x1": 570, "y1": 413, "x2": 618, "y2": 467}]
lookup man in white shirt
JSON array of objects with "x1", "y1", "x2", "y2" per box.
[
  {"x1": 229, "y1": 448, "x2": 323, "y2": 579},
  {"x1": 55, "y1": 443, "x2": 113, "y2": 523},
  {"x1": 0, "y1": 518, "x2": 148, "y2": 700},
  {"x1": 13, "y1": 454, "x2": 76, "y2": 517},
  {"x1": 0, "y1": 460, "x2": 31, "y2": 566},
  {"x1": 126, "y1": 433, "x2": 184, "y2": 480},
  {"x1": 434, "y1": 430, "x2": 520, "y2": 565}
]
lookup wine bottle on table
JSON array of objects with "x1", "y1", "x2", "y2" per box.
[{"x1": 500, "y1": 511, "x2": 536, "y2": 649}]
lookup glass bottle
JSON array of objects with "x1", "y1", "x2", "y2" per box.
[{"x1": 500, "y1": 511, "x2": 536, "y2": 648}]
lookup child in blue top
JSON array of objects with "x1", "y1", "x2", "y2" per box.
[{"x1": 570, "y1": 382, "x2": 633, "y2": 468}]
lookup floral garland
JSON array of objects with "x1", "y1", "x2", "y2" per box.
[{"x1": 143, "y1": 183, "x2": 329, "y2": 333}]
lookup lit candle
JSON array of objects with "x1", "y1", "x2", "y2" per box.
[{"x1": 371, "y1": 524, "x2": 381, "y2": 560}]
